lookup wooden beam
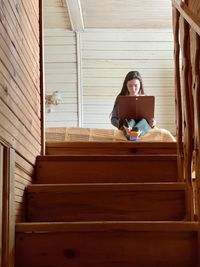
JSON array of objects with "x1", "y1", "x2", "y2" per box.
[
  {"x1": 0, "y1": 145, "x2": 3, "y2": 266},
  {"x1": 39, "y1": 0, "x2": 45, "y2": 155},
  {"x1": 65, "y1": 0, "x2": 84, "y2": 31},
  {"x1": 2, "y1": 148, "x2": 15, "y2": 267},
  {"x1": 172, "y1": 7, "x2": 184, "y2": 180}
]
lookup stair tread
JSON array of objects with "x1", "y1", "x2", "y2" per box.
[
  {"x1": 16, "y1": 221, "x2": 198, "y2": 232},
  {"x1": 37, "y1": 154, "x2": 177, "y2": 161},
  {"x1": 46, "y1": 141, "x2": 177, "y2": 155},
  {"x1": 46, "y1": 141, "x2": 177, "y2": 148},
  {"x1": 27, "y1": 182, "x2": 185, "y2": 192},
  {"x1": 36, "y1": 154, "x2": 178, "y2": 183}
]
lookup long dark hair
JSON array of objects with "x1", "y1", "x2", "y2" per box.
[{"x1": 118, "y1": 71, "x2": 144, "y2": 96}]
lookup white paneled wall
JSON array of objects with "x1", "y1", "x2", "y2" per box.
[
  {"x1": 81, "y1": 30, "x2": 175, "y2": 134},
  {"x1": 44, "y1": 29, "x2": 78, "y2": 127},
  {"x1": 44, "y1": 0, "x2": 71, "y2": 29},
  {"x1": 44, "y1": 0, "x2": 78, "y2": 128},
  {"x1": 81, "y1": 0, "x2": 172, "y2": 29},
  {"x1": 44, "y1": 1, "x2": 176, "y2": 134}
]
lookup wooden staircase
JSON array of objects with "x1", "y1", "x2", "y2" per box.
[{"x1": 15, "y1": 142, "x2": 198, "y2": 267}]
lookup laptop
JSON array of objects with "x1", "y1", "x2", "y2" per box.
[{"x1": 118, "y1": 95, "x2": 155, "y2": 122}]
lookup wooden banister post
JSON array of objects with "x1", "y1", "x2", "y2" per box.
[
  {"x1": 2, "y1": 147, "x2": 15, "y2": 267},
  {"x1": 172, "y1": 7, "x2": 184, "y2": 180}
]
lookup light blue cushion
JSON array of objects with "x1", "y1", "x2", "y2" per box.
[{"x1": 135, "y1": 118, "x2": 151, "y2": 136}]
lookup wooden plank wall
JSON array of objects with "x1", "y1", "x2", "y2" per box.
[
  {"x1": 0, "y1": 0, "x2": 41, "y2": 222},
  {"x1": 15, "y1": 155, "x2": 35, "y2": 222},
  {"x1": 81, "y1": 30, "x2": 176, "y2": 134}
]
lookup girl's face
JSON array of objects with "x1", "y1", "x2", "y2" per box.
[{"x1": 127, "y1": 79, "x2": 141, "y2": 96}]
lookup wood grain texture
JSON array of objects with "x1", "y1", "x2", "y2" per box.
[
  {"x1": 2, "y1": 148, "x2": 15, "y2": 267},
  {"x1": 15, "y1": 222, "x2": 198, "y2": 267},
  {"x1": 36, "y1": 155, "x2": 178, "y2": 183},
  {"x1": 0, "y1": 145, "x2": 3, "y2": 265},
  {"x1": 45, "y1": 141, "x2": 177, "y2": 155},
  {"x1": 179, "y1": 16, "x2": 194, "y2": 220},
  {"x1": 172, "y1": 1, "x2": 200, "y2": 263},
  {"x1": 188, "y1": 0, "x2": 200, "y2": 17},
  {"x1": 14, "y1": 151, "x2": 35, "y2": 223},
  {"x1": 0, "y1": 0, "x2": 41, "y2": 163},
  {"x1": 172, "y1": 7, "x2": 184, "y2": 180},
  {"x1": 26, "y1": 182, "x2": 186, "y2": 222}
]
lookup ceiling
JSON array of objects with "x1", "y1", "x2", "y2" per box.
[{"x1": 64, "y1": 0, "x2": 173, "y2": 31}]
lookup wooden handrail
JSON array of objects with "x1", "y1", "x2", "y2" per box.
[
  {"x1": 172, "y1": 8, "x2": 183, "y2": 180},
  {"x1": 172, "y1": 3, "x2": 200, "y2": 266},
  {"x1": 172, "y1": 1, "x2": 200, "y2": 265}
]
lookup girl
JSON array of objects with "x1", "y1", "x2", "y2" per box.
[{"x1": 110, "y1": 71, "x2": 145, "y2": 129}]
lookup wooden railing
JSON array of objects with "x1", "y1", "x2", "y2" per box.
[{"x1": 172, "y1": 0, "x2": 200, "y2": 261}]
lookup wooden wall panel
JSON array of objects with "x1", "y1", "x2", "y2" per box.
[
  {"x1": 15, "y1": 154, "x2": 34, "y2": 222},
  {"x1": 0, "y1": 0, "x2": 41, "y2": 161},
  {"x1": 2, "y1": 148, "x2": 15, "y2": 267},
  {"x1": 0, "y1": 0, "x2": 41, "y2": 223}
]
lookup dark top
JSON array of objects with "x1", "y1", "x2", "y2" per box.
[{"x1": 110, "y1": 97, "x2": 120, "y2": 129}]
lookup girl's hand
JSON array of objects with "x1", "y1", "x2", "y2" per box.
[{"x1": 149, "y1": 118, "x2": 156, "y2": 128}]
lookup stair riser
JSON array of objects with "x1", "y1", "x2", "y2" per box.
[
  {"x1": 15, "y1": 230, "x2": 197, "y2": 267},
  {"x1": 36, "y1": 160, "x2": 178, "y2": 183},
  {"x1": 46, "y1": 142, "x2": 177, "y2": 155},
  {"x1": 27, "y1": 190, "x2": 186, "y2": 222}
]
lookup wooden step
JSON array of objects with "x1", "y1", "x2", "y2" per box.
[
  {"x1": 36, "y1": 155, "x2": 178, "y2": 183},
  {"x1": 26, "y1": 183, "x2": 186, "y2": 222},
  {"x1": 46, "y1": 141, "x2": 177, "y2": 155},
  {"x1": 15, "y1": 221, "x2": 198, "y2": 267}
]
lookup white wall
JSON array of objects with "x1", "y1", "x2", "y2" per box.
[
  {"x1": 44, "y1": 29, "x2": 78, "y2": 127},
  {"x1": 81, "y1": 30, "x2": 175, "y2": 133},
  {"x1": 44, "y1": 1, "x2": 176, "y2": 134},
  {"x1": 44, "y1": 0, "x2": 78, "y2": 127}
]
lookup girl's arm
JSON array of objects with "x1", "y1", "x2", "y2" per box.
[{"x1": 110, "y1": 100, "x2": 120, "y2": 129}]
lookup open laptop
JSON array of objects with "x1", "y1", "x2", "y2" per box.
[{"x1": 118, "y1": 95, "x2": 155, "y2": 122}]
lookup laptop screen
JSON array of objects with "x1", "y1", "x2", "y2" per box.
[{"x1": 118, "y1": 96, "x2": 155, "y2": 122}]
